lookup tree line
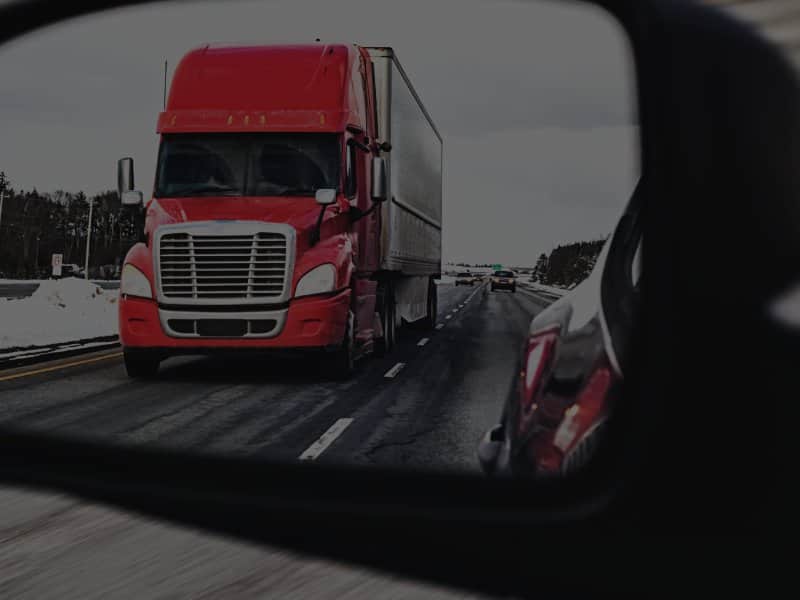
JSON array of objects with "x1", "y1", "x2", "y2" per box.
[
  {"x1": 530, "y1": 239, "x2": 606, "y2": 288},
  {"x1": 0, "y1": 171, "x2": 138, "y2": 279},
  {"x1": 1, "y1": 168, "x2": 607, "y2": 286}
]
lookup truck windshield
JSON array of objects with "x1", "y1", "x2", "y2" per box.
[{"x1": 154, "y1": 133, "x2": 340, "y2": 198}]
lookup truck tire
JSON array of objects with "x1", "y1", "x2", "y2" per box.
[
  {"x1": 123, "y1": 349, "x2": 160, "y2": 378},
  {"x1": 415, "y1": 277, "x2": 438, "y2": 330},
  {"x1": 322, "y1": 310, "x2": 356, "y2": 380},
  {"x1": 375, "y1": 282, "x2": 396, "y2": 356}
]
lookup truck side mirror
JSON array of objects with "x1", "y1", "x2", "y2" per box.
[
  {"x1": 315, "y1": 188, "x2": 337, "y2": 205},
  {"x1": 118, "y1": 157, "x2": 134, "y2": 196},
  {"x1": 310, "y1": 188, "x2": 337, "y2": 247},
  {"x1": 371, "y1": 156, "x2": 387, "y2": 202},
  {"x1": 121, "y1": 190, "x2": 144, "y2": 207},
  {"x1": 118, "y1": 157, "x2": 143, "y2": 208}
]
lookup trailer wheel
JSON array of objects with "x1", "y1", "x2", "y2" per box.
[
  {"x1": 416, "y1": 277, "x2": 438, "y2": 330},
  {"x1": 323, "y1": 310, "x2": 356, "y2": 380},
  {"x1": 376, "y1": 283, "x2": 396, "y2": 356},
  {"x1": 123, "y1": 349, "x2": 160, "y2": 378}
]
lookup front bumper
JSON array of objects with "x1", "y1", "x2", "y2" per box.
[
  {"x1": 492, "y1": 281, "x2": 516, "y2": 289},
  {"x1": 119, "y1": 289, "x2": 351, "y2": 352}
]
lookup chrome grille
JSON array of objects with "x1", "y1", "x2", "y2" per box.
[{"x1": 157, "y1": 228, "x2": 290, "y2": 302}]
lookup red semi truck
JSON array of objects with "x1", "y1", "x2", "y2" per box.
[{"x1": 117, "y1": 43, "x2": 443, "y2": 378}]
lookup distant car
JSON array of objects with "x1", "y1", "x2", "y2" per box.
[
  {"x1": 490, "y1": 270, "x2": 516, "y2": 292},
  {"x1": 478, "y1": 180, "x2": 642, "y2": 478},
  {"x1": 455, "y1": 272, "x2": 475, "y2": 286},
  {"x1": 59, "y1": 263, "x2": 84, "y2": 278}
]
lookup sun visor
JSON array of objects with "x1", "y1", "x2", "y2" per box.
[{"x1": 156, "y1": 109, "x2": 349, "y2": 133}]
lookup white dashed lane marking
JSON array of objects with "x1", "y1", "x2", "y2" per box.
[
  {"x1": 417, "y1": 338, "x2": 430, "y2": 347},
  {"x1": 384, "y1": 362, "x2": 406, "y2": 378},
  {"x1": 298, "y1": 418, "x2": 354, "y2": 460}
]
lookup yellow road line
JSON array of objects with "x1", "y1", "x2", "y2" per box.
[{"x1": 0, "y1": 352, "x2": 123, "y2": 382}]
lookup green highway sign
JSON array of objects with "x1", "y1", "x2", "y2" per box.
[{"x1": 492, "y1": 264, "x2": 502, "y2": 270}]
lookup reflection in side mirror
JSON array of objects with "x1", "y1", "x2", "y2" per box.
[
  {"x1": 371, "y1": 156, "x2": 387, "y2": 202},
  {"x1": 117, "y1": 157, "x2": 135, "y2": 198},
  {"x1": 315, "y1": 188, "x2": 337, "y2": 205},
  {"x1": 0, "y1": 0, "x2": 639, "y2": 491},
  {"x1": 121, "y1": 190, "x2": 144, "y2": 207}
]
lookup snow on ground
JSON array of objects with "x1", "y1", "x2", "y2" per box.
[
  {"x1": 0, "y1": 278, "x2": 118, "y2": 350},
  {"x1": 523, "y1": 282, "x2": 569, "y2": 297},
  {"x1": 0, "y1": 279, "x2": 119, "y2": 284},
  {"x1": 0, "y1": 279, "x2": 48, "y2": 284}
]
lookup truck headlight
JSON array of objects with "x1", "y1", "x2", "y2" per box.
[
  {"x1": 121, "y1": 264, "x2": 153, "y2": 299},
  {"x1": 295, "y1": 263, "x2": 336, "y2": 298}
]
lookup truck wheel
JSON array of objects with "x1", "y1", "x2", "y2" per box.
[
  {"x1": 323, "y1": 310, "x2": 356, "y2": 380},
  {"x1": 376, "y1": 283, "x2": 396, "y2": 355},
  {"x1": 123, "y1": 349, "x2": 160, "y2": 378},
  {"x1": 416, "y1": 277, "x2": 438, "y2": 330},
  {"x1": 511, "y1": 285, "x2": 516, "y2": 293}
]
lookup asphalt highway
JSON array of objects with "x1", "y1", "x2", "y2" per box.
[{"x1": 0, "y1": 281, "x2": 552, "y2": 598}]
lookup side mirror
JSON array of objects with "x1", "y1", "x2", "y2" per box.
[
  {"x1": 117, "y1": 157, "x2": 135, "y2": 197},
  {"x1": 315, "y1": 188, "x2": 337, "y2": 206},
  {"x1": 371, "y1": 156, "x2": 387, "y2": 202},
  {"x1": 118, "y1": 157, "x2": 144, "y2": 209},
  {"x1": 121, "y1": 190, "x2": 144, "y2": 207}
]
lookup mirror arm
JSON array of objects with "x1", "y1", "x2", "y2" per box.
[
  {"x1": 350, "y1": 201, "x2": 380, "y2": 224},
  {"x1": 310, "y1": 205, "x2": 328, "y2": 247},
  {"x1": 138, "y1": 206, "x2": 148, "y2": 245},
  {"x1": 123, "y1": 203, "x2": 148, "y2": 245},
  {"x1": 348, "y1": 138, "x2": 370, "y2": 154}
]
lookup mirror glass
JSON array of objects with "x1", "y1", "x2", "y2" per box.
[
  {"x1": 0, "y1": 0, "x2": 638, "y2": 480},
  {"x1": 121, "y1": 190, "x2": 144, "y2": 207},
  {"x1": 117, "y1": 157, "x2": 135, "y2": 196},
  {"x1": 371, "y1": 156, "x2": 388, "y2": 201},
  {"x1": 315, "y1": 188, "x2": 337, "y2": 205}
]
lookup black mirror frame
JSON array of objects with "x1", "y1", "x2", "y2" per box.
[{"x1": 0, "y1": 0, "x2": 794, "y2": 596}]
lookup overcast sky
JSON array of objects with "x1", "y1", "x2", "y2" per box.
[{"x1": 0, "y1": 0, "x2": 638, "y2": 265}]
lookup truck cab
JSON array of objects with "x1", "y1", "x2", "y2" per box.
[{"x1": 117, "y1": 43, "x2": 442, "y2": 379}]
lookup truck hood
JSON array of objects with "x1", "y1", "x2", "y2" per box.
[{"x1": 147, "y1": 196, "x2": 326, "y2": 236}]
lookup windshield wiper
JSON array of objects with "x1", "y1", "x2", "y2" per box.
[
  {"x1": 167, "y1": 184, "x2": 241, "y2": 197},
  {"x1": 254, "y1": 186, "x2": 316, "y2": 197}
]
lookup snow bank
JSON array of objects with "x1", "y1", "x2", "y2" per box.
[
  {"x1": 0, "y1": 278, "x2": 118, "y2": 349},
  {"x1": 0, "y1": 278, "x2": 119, "y2": 284},
  {"x1": 523, "y1": 282, "x2": 569, "y2": 297},
  {"x1": 0, "y1": 279, "x2": 48, "y2": 284}
]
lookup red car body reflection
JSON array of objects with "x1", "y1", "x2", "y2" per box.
[{"x1": 479, "y1": 181, "x2": 641, "y2": 478}]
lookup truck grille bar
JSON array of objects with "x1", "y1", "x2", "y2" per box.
[{"x1": 155, "y1": 222, "x2": 295, "y2": 306}]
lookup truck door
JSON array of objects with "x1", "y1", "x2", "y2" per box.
[{"x1": 353, "y1": 48, "x2": 380, "y2": 274}]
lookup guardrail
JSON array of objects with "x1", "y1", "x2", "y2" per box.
[{"x1": 0, "y1": 335, "x2": 120, "y2": 370}]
